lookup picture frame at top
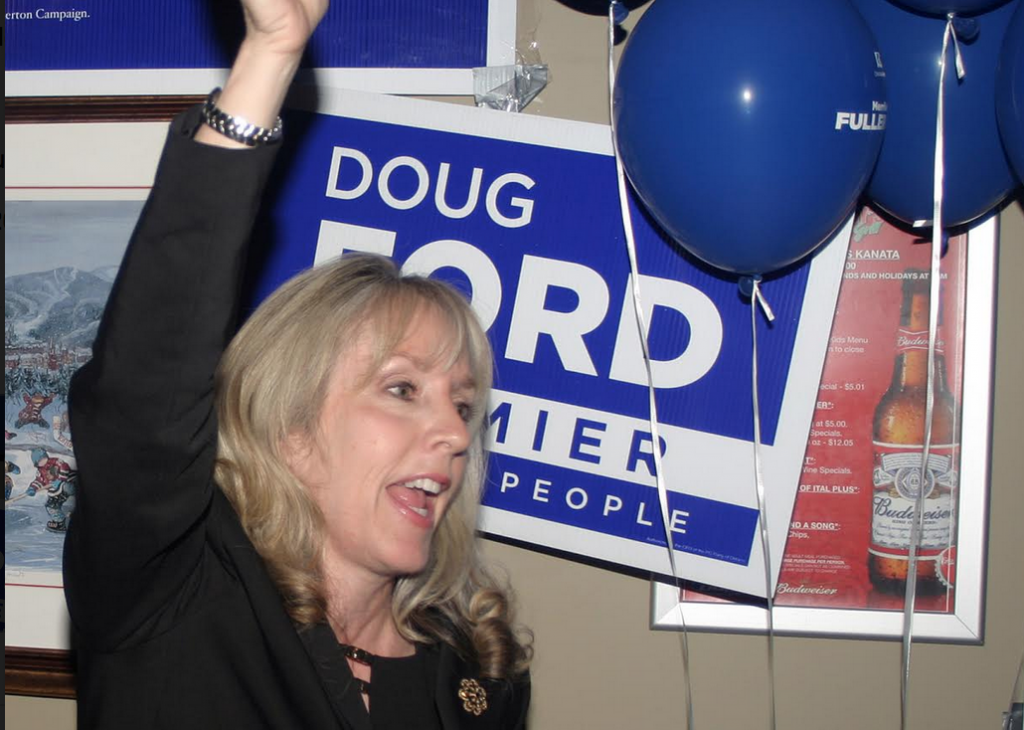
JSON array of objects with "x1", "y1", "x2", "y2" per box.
[
  {"x1": 4, "y1": 0, "x2": 518, "y2": 98},
  {"x1": 4, "y1": 95, "x2": 204, "y2": 125},
  {"x1": 651, "y1": 209, "x2": 998, "y2": 643},
  {"x1": 5, "y1": 117, "x2": 171, "y2": 698}
]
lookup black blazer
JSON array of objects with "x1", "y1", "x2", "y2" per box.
[{"x1": 64, "y1": 108, "x2": 529, "y2": 730}]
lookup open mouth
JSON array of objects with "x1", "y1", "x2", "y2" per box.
[{"x1": 387, "y1": 477, "x2": 447, "y2": 522}]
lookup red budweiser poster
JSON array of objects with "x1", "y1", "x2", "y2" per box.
[
  {"x1": 659, "y1": 205, "x2": 987, "y2": 632},
  {"x1": 777, "y1": 206, "x2": 964, "y2": 613}
]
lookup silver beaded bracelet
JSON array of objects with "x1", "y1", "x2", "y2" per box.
[{"x1": 200, "y1": 88, "x2": 283, "y2": 147}]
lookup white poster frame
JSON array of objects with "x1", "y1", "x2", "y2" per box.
[{"x1": 651, "y1": 217, "x2": 998, "y2": 643}]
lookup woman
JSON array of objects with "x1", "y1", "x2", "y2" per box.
[{"x1": 63, "y1": 1, "x2": 531, "y2": 727}]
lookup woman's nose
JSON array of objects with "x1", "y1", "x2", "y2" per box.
[{"x1": 429, "y1": 400, "x2": 471, "y2": 454}]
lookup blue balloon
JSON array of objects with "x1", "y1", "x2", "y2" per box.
[
  {"x1": 613, "y1": 0, "x2": 885, "y2": 275},
  {"x1": 852, "y1": 0, "x2": 1020, "y2": 227},
  {"x1": 890, "y1": 0, "x2": 1013, "y2": 16},
  {"x1": 997, "y1": 2, "x2": 1024, "y2": 184}
]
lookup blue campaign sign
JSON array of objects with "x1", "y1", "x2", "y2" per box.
[
  {"x1": 5, "y1": 1, "x2": 514, "y2": 96},
  {"x1": 6, "y1": 0, "x2": 487, "y2": 70},
  {"x1": 259, "y1": 90, "x2": 847, "y2": 596}
]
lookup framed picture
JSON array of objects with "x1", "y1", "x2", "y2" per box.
[
  {"x1": 651, "y1": 208, "x2": 998, "y2": 643},
  {"x1": 4, "y1": 0, "x2": 518, "y2": 98},
  {"x1": 5, "y1": 113, "x2": 169, "y2": 697}
]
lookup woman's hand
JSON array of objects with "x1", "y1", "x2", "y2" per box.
[
  {"x1": 196, "y1": 0, "x2": 329, "y2": 147},
  {"x1": 240, "y1": 0, "x2": 329, "y2": 58}
]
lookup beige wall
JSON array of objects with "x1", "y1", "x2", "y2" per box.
[{"x1": 7, "y1": 2, "x2": 1024, "y2": 728}]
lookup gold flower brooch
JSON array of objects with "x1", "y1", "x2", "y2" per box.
[{"x1": 458, "y1": 678, "x2": 488, "y2": 716}]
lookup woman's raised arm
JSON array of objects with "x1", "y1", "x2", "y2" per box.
[{"x1": 64, "y1": 0, "x2": 329, "y2": 647}]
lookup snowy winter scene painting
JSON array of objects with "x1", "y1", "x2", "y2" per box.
[{"x1": 5, "y1": 199, "x2": 143, "y2": 585}]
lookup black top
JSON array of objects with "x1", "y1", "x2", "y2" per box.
[
  {"x1": 64, "y1": 108, "x2": 530, "y2": 729},
  {"x1": 301, "y1": 624, "x2": 443, "y2": 730},
  {"x1": 371, "y1": 649, "x2": 442, "y2": 730}
]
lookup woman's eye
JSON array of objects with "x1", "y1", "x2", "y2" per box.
[
  {"x1": 387, "y1": 382, "x2": 416, "y2": 400},
  {"x1": 456, "y1": 402, "x2": 476, "y2": 423}
]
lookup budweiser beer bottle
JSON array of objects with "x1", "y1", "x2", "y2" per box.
[{"x1": 869, "y1": 271, "x2": 958, "y2": 595}]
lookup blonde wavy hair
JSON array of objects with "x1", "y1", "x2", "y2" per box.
[{"x1": 214, "y1": 253, "x2": 531, "y2": 679}]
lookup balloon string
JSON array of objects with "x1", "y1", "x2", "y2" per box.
[
  {"x1": 901, "y1": 15, "x2": 963, "y2": 730},
  {"x1": 607, "y1": 5, "x2": 694, "y2": 728},
  {"x1": 749, "y1": 277, "x2": 778, "y2": 730},
  {"x1": 949, "y1": 15, "x2": 967, "y2": 80},
  {"x1": 912, "y1": 14, "x2": 965, "y2": 228},
  {"x1": 751, "y1": 282, "x2": 776, "y2": 323},
  {"x1": 1009, "y1": 653, "x2": 1024, "y2": 729}
]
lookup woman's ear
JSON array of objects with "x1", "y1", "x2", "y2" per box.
[{"x1": 280, "y1": 429, "x2": 322, "y2": 488}]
